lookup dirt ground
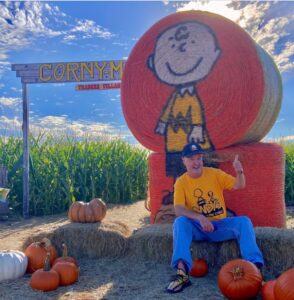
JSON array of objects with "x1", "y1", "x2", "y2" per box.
[{"x1": 0, "y1": 201, "x2": 293, "y2": 300}]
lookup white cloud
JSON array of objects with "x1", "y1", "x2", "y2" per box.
[
  {"x1": 66, "y1": 19, "x2": 114, "y2": 42},
  {"x1": 0, "y1": 2, "x2": 115, "y2": 69},
  {"x1": 177, "y1": 0, "x2": 242, "y2": 21},
  {"x1": 276, "y1": 118, "x2": 285, "y2": 124},
  {"x1": 0, "y1": 61, "x2": 11, "y2": 78},
  {"x1": 0, "y1": 116, "x2": 22, "y2": 137},
  {"x1": 264, "y1": 135, "x2": 294, "y2": 144},
  {"x1": 10, "y1": 87, "x2": 21, "y2": 93},
  {"x1": 62, "y1": 34, "x2": 77, "y2": 43},
  {"x1": 274, "y1": 42, "x2": 294, "y2": 72},
  {"x1": 33, "y1": 116, "x2": 130, "y2": 140},
  {"x1": 0, "y1": 114, "x2": 129, "y2": 140},
  {"x1": 0, "y1": 2, "x2": 62, "y2": 65},
  {"x1": 0, "y1": 96, "x2": 21, "y2": 107},
  {"x1": 0, "y1": 116, "x2": 20, "y2": 126},
  {"x1": 112, "y1": 41, "x2": 128, "y2": 47},
  {"x1": 177, "y1": 1, "x2": 294, "y2": 73}
]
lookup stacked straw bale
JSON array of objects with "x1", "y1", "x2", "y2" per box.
[
  {"x1": 22, "y1": 221, "x2": 131, "y2": 259},
  {"x1": 22, "y1": 221, "x2": 294, "y2": 277},
  {"x1": 127, "y1": 224, "x2": 294, "y2": 277}
]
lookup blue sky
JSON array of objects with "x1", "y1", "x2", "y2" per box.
[{"x1": 0, "y1": 0, "x2": 293, "y2": 144}]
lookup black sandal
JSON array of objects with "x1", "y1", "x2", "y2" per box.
[{"x1": 166, "y1": 268, "x2": 192, "y2": 293}]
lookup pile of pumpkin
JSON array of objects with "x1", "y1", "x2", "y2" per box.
[
  {"x1": 0, "y1": 238, "x2": 79, "y2": 291},
  {"x1": 190, "y1": 258, "x2": 294, "y2": 300},
  {"x1": 27, "y1": 239, "x2": 79, "y2": 291},
  {"x1": 0, "y1": 198, "x2": 107, "y2": 291}
]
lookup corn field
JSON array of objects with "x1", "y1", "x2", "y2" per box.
[
  {"x1": 284, "y1": 143, "x2": 294, "y2": 206},
  {"x1": 0, "y1": 134, "x2": 149, "y2": 216},
  {"x1": 1, "y1": 134, "x2": 294, "y2": 216}
]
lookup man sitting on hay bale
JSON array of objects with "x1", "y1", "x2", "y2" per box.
[{"x1": 167, "y1": 142, "x2": 264, "y2": 293}]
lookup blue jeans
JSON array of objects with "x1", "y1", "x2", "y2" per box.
[{"x1": 171, "y1": 216, "x2": 264, "y2": 271}]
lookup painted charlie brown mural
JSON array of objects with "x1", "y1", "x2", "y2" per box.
[{"x1": 148, "y1": 21, "x2": 221, "y2": 178}]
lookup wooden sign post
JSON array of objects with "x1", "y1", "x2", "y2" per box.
[{"x1": 11, "y1": 59, "x2": 126, "y2": 218}]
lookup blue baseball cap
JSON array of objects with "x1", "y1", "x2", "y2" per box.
[{"x1": 182, "y1": 142, "x2": 205, "y2": 157}]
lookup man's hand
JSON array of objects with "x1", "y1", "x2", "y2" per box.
[
  {"x1": 232, "y1": 154, "x2": 246, "y2": 189},
  {"x1": 233, "y1": 154, "x2": 243, "y2": 173},
  {"x1": 197, "y1": 214, "x2": 214, "y2": 232}
]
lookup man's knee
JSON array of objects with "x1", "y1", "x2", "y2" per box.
[
  {"x1": 234, "y1": 216, "x2": 254, "y2": 228},
  {"x1": 173, "y1": 216, "x2": 192, "y2": 230}
]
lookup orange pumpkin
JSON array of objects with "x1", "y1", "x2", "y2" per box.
[
  {"x1": 68, "y1": 198, "x2": 107, "y2": 223},
  {"x1": 30, "y1": 253, "x2": 60, "y2": 292},
  {"x1": 190, "y1": 258, "x2": 208, "y2": 277},
  {"x1": 25, "y1": 238, "x2": 57, "y2": 273},
  {"x1": 262, "y1": 280, "x2": 276, "y2": 300},
  {"x1": 53, "y1": 243, "x2": 78, "y2": 266},
  {"x1": 52, "y1": 261, "x2": 79, "y2": 286},
  {"x1": 218, "y1": 259, "x2": 263, "y2": 300},
  {"x1": 274, "y1": 268, "x2": 294, "y2": 300}
]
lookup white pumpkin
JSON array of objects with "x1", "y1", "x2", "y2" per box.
[{"x1": 0, "y1": 250, "x2": 28, "y2": 282}]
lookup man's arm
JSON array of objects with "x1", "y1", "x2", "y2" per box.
[
  {"x1": 174, "y1": 205, "x2": 214, "y2": 232},
  {"x1": 232, "y1": 155, "x2": 246, "y2": 190}
]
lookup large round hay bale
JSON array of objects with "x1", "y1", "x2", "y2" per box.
[
  {"x1": 121, "y1": 10, "x2": 281, "y2": 152},
  {"x1": 237, "y1": 45, "x2": 282, "y2": 144}
]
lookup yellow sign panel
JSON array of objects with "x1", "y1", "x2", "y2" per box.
[
  {"x1": 39, "y1": 61, "x2": 124, "y2": 82},
  {"x1": 12, "y1": 60, "x2": 126, "y2": 84}
]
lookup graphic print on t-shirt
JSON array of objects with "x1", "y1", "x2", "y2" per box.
[{"x1": 192, "y1": 188, "x2": 224, "y2": 217}]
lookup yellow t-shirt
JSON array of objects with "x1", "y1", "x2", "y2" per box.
[{"x1": 174, "y1": 167, "x2": 236, "y2": 220}]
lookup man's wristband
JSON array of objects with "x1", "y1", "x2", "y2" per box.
[{"x1": 237, "y1": 170, "x2": 244, "y2": 175}]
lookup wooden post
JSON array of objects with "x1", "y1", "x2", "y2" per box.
[
  {"x1": 0, "y1": 165, "x2": 8, "y2": 187},
  {"x1": 22, "y1": 82, "x2": 29, "y2": 219}
]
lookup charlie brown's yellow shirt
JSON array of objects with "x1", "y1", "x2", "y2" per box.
[{"x1": 174, "y1": 167, "x2": 236, "y2": 220}]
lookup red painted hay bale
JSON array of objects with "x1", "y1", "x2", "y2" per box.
[
  {"x1": 121, "y1": 11, "x2": 281, "y2": 152},
  {"x1": 148, "y1": 143, "x2": 285, "y2": 227},
  {"x1": 148, "y1": 152, "x2": 174, "y2": 223},
  {"x1": 218, "y1": 142, "x2": 285, "y2": 227}
]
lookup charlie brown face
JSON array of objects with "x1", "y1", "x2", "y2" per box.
[{"x1": 149, "y1": 21, "x2": 221, "y2": 86}]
